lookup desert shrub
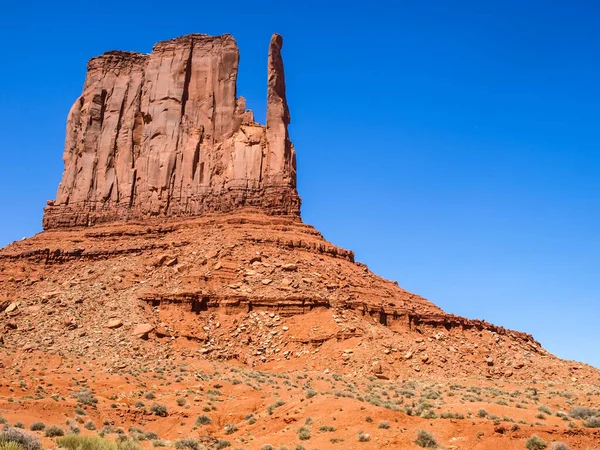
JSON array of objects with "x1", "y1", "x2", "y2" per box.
[
  {"x1": 415, "y1": 430, "x2": 437, "y2": 448},
  {"x1": 70, "y1": 390, "x2": 98, "y2": 407},
  {"x1": 549, "y1": 442, "x2": 569, "y2": 450},
  {"x1": 583, "y1": 416, "x2": 600, "y2": 428},
  {"x1": 319, "y1": 425, "x2": 335, "y2": 432},
  {"x1": 74, "y1": 408, "x2": 87, "y2": 416},
  {"x1": 421, "y1": 410, "x2": 437, "y2": 419},
  {"x1": 305, "y1": 389, "x2": 317, "y2": 399},
  {"x1": 378, "y1": 421, "x2": 390, "y2": 429},
  {"x1": 0, "y1": 428, "x2": 42, "y2": 450},
  {"x1": 364, "y1": 416, "x2": 373, "y2": 423},
  {"x1": 357, "y1": 432, "x2": 370, "y2": 442},
  {"x1": 538, "y1": 405, "x2": 552, "y2": 415},
  {"x1": 151, "y1": 441, "x2": 166, "y2": 448},
  {"x1": 84, "y1": 421, "x2": 96, "y2": 431},
  {"x1": 150, "y1": 404, "x2": 168, "y2": 417},
  {"x1": 215, "y1": 441, "x2": 230, "y2": 449},
  {"x1": 174, "y1": 438, "x2": 200, "y2": 450},
  {"x1": 525, "y1": 435, "x2": 547, "y2": 450},
  {"x1": 28, "y1": 423, "x2": 45, "y2": 432},
  {"x1": 477, "y1": 409, "x2": 488, "y2": 418},
  {"x1": 568, "y1": 407, "x2": 597, "y2": 419},
  {"x1": 144, "y1": 392, "x2": 156, "y2": 400},
  {"x1": 67, "y1": 422, "x2": 80, "y2": 435},
  {"x1": 297, "y1": 427, "x2": 311, "y2": 440},
  {"x1": 13, "y1": 424, "x2": 23, "y2": 430},
  {"x1": 260, "y1": 445, "x2": 275, "y2": 450},
  {"x1": 57, "y1": 435, "x2": 116, "y2": 450},
  {"x1": 0, "y1": 442, "x2": 25, "y2": 450},
  {"x1": 44, "y1": 426, "x2": 65, "y2": 438},
  {"x1": 195, "y1": 415, "x2": 211, "y2": 426},
  {"x1": 441, "y1": 411, "x2": 465, "y2": 419},
  {"x1": 115, "y1": 437, "x2": 142, "y2": 450},
  {"x1": 223, "y1": 424, "x2": 237, "y2": 435}
]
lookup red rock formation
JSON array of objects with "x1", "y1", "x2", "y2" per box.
[{"x1": 43, "y1": 34, "x2": 300, "y2": 229}]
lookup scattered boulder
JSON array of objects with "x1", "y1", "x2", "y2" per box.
[
  {"x1": 106, "y1": 319, "x2": 123, "y2": 329},
  {"x1": 133, "y1": 323, "x2": 154, "y2": 339}
]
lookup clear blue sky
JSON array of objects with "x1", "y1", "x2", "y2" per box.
[{"x1": 1, "y1": 1, "x2": 598, "y2": 368}]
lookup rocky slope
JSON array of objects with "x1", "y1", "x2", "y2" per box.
[{"x1": 1, "y1": 211, "x2": 596, "y2": 384}]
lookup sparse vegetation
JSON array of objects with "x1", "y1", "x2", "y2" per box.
[
  {"x1": 150, "y1": 404, "x2": 168, "y2": 417},
  {"x1": 525, "y1": 435, "x2": 547, "y2": 450},
  {"x1": 0, "y1": 427, "x2": 42, "y2": 450},
  {"x1": 174, "y1": 438, "x2": 200, "y2": 450},
  {"x1": 297, "y1": 427, "x2": 311, "y2": 440},
  {"x1": 44, "y1": 426, "x2": 65, "y2": 438},
  {"x1": 29, "y1": 423, "x2": 45, "y2": 432},
  {"x1": 195, "y1": 415, "x2": 211, "y2": 426},
  {"x1": 415, "y1": 430, "x2": 437, "y2": 448}
]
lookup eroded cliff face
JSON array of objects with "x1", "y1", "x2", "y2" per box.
[{"x1": 43, "y1": 34, "x2": 300, "y2": 229}]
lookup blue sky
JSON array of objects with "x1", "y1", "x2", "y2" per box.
[{"x1": 1, "y1": 1, "x2": 598, "y2": 368}]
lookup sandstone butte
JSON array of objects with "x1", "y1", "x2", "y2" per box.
[
  {"x1": 42, "y1": 33, "x2": 299, "y2": 229},
  {"x1": 1, "y1": 34, "x2": 599, "y2": 450}
]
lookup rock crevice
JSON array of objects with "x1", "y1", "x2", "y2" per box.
[{"x1": 43, "y1": 33, "x2": 300, "y2": 229}]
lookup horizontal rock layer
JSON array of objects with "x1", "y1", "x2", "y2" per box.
[{"x1": 43, "y1": 34, "x2": 300, "y2": 229}]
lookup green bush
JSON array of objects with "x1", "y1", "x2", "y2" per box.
[
  {"x1": 549, "y1": 442, "x2": 569, "y2": 450},
  {"x1": 415, "y1": 430, "x2": 438, "y2": 448},
  {"x1": 44, "y1": 426, "x2": 65, "y2": 438},
  {"x1": 568, "y1": 407, "x2": 597, "y2": 419},
  {"x1": 174, "y1": 438, "x2": 200, "y2": 450},
  {"x1": 57, "y1": 435, "x2": 116, "y2": 450},
  {"x1": 357, "y1": 432, "x2": 370, "y2": 442},
  {"x1": 195, "y1": 415, "x2": 211, "y2": 426},
  {"x1": 297, "y1": 427, "x2": 311, "y2": 440},
  {"x1": 115, "y1": 437, "x2": 142, "y2": 450},
  {"x1": 583, "y1": 416, "x2": 600, "y2": 428},
  {"x1": 223, "y1": 424, "x2": 237, "y2": 435},
  {"x1": 29, "y1": 423, "x2": 45, "y2": 432},
  {"x1": 378, "y1": 421, "x2": 390, "y2": 429},
  {"x1": 0, "y1": 442, "x2": 25, "y2": 450},
  {"x1": 525, "y1": 435, "x2": 547, "y2": 450},
  {"x1": 0, "y1": 428, "x2": 42, "y2": 450},
  {"x1": 150, "y1": 404, "x2": 168, "y2": 417},
  {"x1": 70, "y1": 390, "x2": 98, "y2": 406}
]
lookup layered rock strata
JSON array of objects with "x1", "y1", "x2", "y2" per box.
[{"x1": 43, "y1": 34, "x2": 300, "y2": 229}]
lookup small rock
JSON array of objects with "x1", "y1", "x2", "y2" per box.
[
  {"x1": 4, "y1": 303, "x2": 18, "y2": 314},
  {"x1": 132, "y1": 323, "x2": 154, "y2": 339},
  {"x1": 165, "y1": 257, "x2": 178, "y2": 267},
  {"x1": 106, "y1": 319, "x2": 123, "y2": 329}
]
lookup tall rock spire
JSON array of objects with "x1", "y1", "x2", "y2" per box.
[
  {"x1": 43, "y1": 33, "x2": 300, "y2": 229},
  {"x1": 266, "y1": 34, "x2": 296, "y2": 186}
]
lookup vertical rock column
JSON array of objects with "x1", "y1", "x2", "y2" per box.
[{"x1": 265, "y1": 34, "x2": 296, "y2": 187}]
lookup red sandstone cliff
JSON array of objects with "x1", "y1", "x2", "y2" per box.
[{"x1": 43, "y1": 34, "x2": 300, "y2": 229}]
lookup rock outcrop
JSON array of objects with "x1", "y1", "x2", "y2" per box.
[{"x1": 43, "y1": 34, "x2": 300, "y2": 229}]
